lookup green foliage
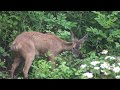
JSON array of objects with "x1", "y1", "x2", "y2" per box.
[
  {"x1": 0, "y1": 59, "x2": 6, "y2": 68},
  {"x1": 56, "y1": 29, "x2": 70, "y2": 40},
  {"x1": 0, "y1": 47, "x2": 9, "y2": 57},
  {"x1": 44, "y1": 13, "x2": 77, "y2": 30},
  {"x1": 50, "y1": 62, "x2": 74, "y2": 79},
  {"x1": 0, "y1": 59, "x2": 9, "y2": 78},
  {"x1": 29, "y1": 58, "x2": 75, "y2": 79},
  {"x1": 0, "y1": 71, "x2": 9, "y2": 79},
  {"x1": 92, "y1": 11, "x2": 118, "y2": 28},
  {"x1": 30, "y1": 59, "x2": 52, "y2": 79},
  {"x1": 29, "y1": 50, "x2": 120, "y2": 79},
  {"x1": 86, "y1": 11, "x2": 120, "y2": 55}
]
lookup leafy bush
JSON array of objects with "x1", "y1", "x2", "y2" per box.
[
  {"x1": 0, "y1": 59, "x2": 9, "y2": 78},
  {"x1": 86, "y1": 11, "x2": 120, "y2": 55},
  {"x1": 29, "y1": 49, "x2": 120, "y2": 79},
  {"x1": 29, "y1": 54, "x2": 75, "y2": 79}
]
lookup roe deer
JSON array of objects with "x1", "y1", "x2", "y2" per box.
[{"x1": 10, "y1": 31, "x2": 88, "y2": 79}]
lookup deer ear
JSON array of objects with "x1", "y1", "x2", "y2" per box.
[{"x1": 79, "y1": 34, "x2": 88, "y2": 43}]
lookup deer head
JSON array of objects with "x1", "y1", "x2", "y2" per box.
[{"x1": 71, "y1": 31, "x2": 88, "y2": 57}]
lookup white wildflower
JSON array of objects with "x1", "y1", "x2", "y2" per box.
[
  {"x1": 112, "y1": 64, "x2": 116, "y2": 67},
  {"x1": 94, "y1": 67, "x2": 100, "y2": 70},
  {"x1": 115, "y1": 75, "x2": 120, "y2": 79},
  {"x1": 105, "y1": 56, "x2": 116, "y2": 60},
  {"x1": 101, "y1": 50, "x2": 108, "y2": 55},
  {"x1": 105, "y1": 56, "x2": 111, "y2": 60},
  {"x1": 104, "y1": 72, "x2": 109, "y2": 75},
  {"x1": 101, "y1": 70, "x2": 109, "y2": 75},
  {"x1": 90, "y1": 61, "x2": 100, "y2": 66},
  {"x1": 83, "y1": 72, "x2": 93, "y2": 78},
  {"x1": 118, "y1": 63, "x2": 120, "y2": 66},
  {"x1": 100, "y1": 62, "x2": 110, "y2": 69},
  {"x1": 80, "y1": 64, "x2": 87, "y2": 69},
  {"x1": 116, "y1": 56, "x2": 120, "y2": 61},
  {"x1": 101, "y1": 70, "x2": 104, "y2": 72},
  {"x1": 110, "y1": 56, "x2": 116, "y2": 60},
  {"x1": 113, "y1": 66, "x2": 120, "y2": 73},
  {"x1": 110, "y1": 64, "x2": 116, "y2": 70}
]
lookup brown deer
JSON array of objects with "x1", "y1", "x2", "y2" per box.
[{"x1": 10, "y1": 31, "x2": 88, "y2": 79}]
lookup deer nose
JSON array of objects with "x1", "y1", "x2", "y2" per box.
[{"x1": 72, "y1": 51, "x2": 80, "y2": 58}]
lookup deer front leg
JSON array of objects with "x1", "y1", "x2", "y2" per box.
[{"x1": 48, "y1": 54, "x2": 56, "y2": 69}]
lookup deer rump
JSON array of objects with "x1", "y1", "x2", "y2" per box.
[{"x1": 10, "y1": 31, "x2": 87, "y2": 79}]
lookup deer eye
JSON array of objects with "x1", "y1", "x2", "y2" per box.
[{"x1": 73, "y1": 47, "x2": 75, "y2": 50}]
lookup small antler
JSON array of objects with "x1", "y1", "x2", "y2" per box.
[
  {"x1": 79, "y1": 33, "x2": 88, "y2": 43},
  {"x1": 70, "y1": 30, "x2": 77, "y2": 40},
  {"x1": 82, "y1": 34, "x2": 88, "y2": 40}
]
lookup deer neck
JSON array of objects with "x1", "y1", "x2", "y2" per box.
[{"x1": 62, "y1": 41, "x2": 73, "y2": 51}]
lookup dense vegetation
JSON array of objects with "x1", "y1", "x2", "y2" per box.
[{"x1": 0, "y1": 11, "x2": 120, "y2": 79}]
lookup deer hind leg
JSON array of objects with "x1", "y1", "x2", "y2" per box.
[
  {"x1": 11, "y1": 55, "x2": 21, "y2": 78},
  {"x1": 22, "y1": 53, "x2": 35, "y2": 79}
]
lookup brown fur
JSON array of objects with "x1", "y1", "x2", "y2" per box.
[{"x1": 10, "y1": 31, "x2": 87, "y2": 79}]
